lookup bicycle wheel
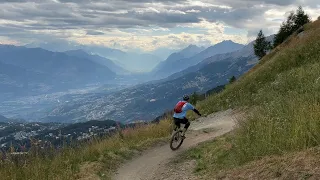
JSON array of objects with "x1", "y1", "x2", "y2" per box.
[{"x1": 170, "y1": 130, "x2": 184, "y2": 151}]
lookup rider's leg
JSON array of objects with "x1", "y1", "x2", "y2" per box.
[
  {"x1": 173, "y1": 118, "x2": 181, "y2": 130},
  {"x1": 172, "y1": 118, "x2": 181, "y2": 136},
  {"x1": 181, "y1": 118, "x2": 190, "y2": 136}
]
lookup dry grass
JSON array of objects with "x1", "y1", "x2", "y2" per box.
[
  {"x1": 218, "y1": 147, "x2": 320, "y2": 180},
  {"x1": 0, "y1": 119, "x2": 173, "y2": 180},
  {"x1": 184, "y1": 136, "x2": 320, "y2": 180}
]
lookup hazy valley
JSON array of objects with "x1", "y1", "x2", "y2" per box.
[{"x1": 0, "y1": 39, "x2": 260, "y2": 124}]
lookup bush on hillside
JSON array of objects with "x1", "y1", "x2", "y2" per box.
[
  {"x1": 190, "y1": 92, "x2": 200, "y2": 105},
  {"x1": 229, "y1": 76, "x2": 236, "y2": 84}
]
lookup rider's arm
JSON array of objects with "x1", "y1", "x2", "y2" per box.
[
  {"x1": 187, "y1": 103, "x2": 201, "y2": 116},
  {"x1": 193, "y1": 108, "x2": 201, "y2": 116}
]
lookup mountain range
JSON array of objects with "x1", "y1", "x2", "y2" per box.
[
  {"x1": 151, "y1": 40, "x2": 244, "y2": 79},
  {"x1": 42, "y1": 39, "x2": 260, "y2": 123},
  {"x1": 0, "y1": 37, "x2": 274, "y2": 123},
  {"x1": 162, "y1": 35, "x2": 275, "y2": 81},
  {"x1": 26, "y1": 42, "x2": 163, "y2": 72},
  {"x1": 0, "y1": 45, "x2": 116, "y2": 98}
]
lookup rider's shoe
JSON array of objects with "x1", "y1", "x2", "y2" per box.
[{"x1": 181, "y1": 128, "x2": 187, "y2": 138}]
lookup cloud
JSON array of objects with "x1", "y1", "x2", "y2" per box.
[
  {"x1": 86, "y1": 30, "x2": 105, "y2": 35},
  {"x1": 0, "y1": 0, "x2": 318, "y2": 51}
]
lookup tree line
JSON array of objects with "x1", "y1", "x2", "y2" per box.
[{"x1": 254, "y1": 6, "x2": 311, "y2": 59}]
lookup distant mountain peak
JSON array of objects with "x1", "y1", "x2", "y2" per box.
[
  {"x1": 206, "y1": 40, "x2": 244, "y2": 51},
  {"x1": 187, "y1": 44, "x2": 198, "y2": 48},
  {"x1": 179, "y1": 44, "x2": 205, "y2": 54},
  {"x1": 152, "y1": 40, "x2": 245, "y2": 78},
  {"x1": 64, "y1": 49, "x2": 88, "y2": 55},
  {"x1": 217, "y1": 40, "x2": 241, "y2": 45}
]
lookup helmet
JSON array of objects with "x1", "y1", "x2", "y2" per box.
[{"x1": 183, "y1": 94, "x2": 189, "y2": 101}]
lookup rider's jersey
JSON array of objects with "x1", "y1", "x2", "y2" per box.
[{"x1": 173, "y1": 101, "x2": 195, "y2": 119}]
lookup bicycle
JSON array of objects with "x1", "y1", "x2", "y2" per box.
[{"x1": 169, "y1": 126, "x2": 186, "y2": 151}]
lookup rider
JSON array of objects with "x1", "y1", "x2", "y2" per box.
[{"x1": 173, "y1": 94, "x2": 201, "y2": 138}]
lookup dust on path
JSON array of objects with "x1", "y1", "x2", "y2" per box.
[{"x1": 112, "y1": 109, "x2": 242, "y2": 180}]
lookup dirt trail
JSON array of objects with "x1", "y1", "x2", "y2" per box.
[{"x1": 112, "y1": 109, "x2": 241, "y2": 180}]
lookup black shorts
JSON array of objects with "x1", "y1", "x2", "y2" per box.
[{"x1": 173, "y1": 117, "x2": 190, "y2": 129}]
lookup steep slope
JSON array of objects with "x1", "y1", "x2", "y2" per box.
[
  {"x1": 153, "y1": 41, "x2": 244, "y2": 78},
  {"x1": 174, "y1": 19, "x2": 320, "y2": 179},
  {"x1": 64, "y1": 49, "x2": 129, "y2": 75}
]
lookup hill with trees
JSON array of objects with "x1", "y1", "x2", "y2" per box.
[{"x1": 181, "y1": 6, "x2": 320, "y2": 179}]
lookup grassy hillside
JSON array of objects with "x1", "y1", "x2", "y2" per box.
[{"x1": 183, "y1": 19, "x2": 320, "y2": 178}]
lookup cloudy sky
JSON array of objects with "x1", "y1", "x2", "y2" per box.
[{"x1": 0, "y1": 0, "x2": 319, "y2": 52}]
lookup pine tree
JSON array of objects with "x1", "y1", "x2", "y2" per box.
[
  {"x1": 274, "y1": 6, "x2": 310, "y2": 47},
  {"x1": 253, "y1": 30, "x2": 270, "y2": 59},
  {"x1": 274, "y1": 12, "x2": 296, "y2": 47},
  {"x1": 294, "y1": 6, "x2": 310, "y2": 30}
]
